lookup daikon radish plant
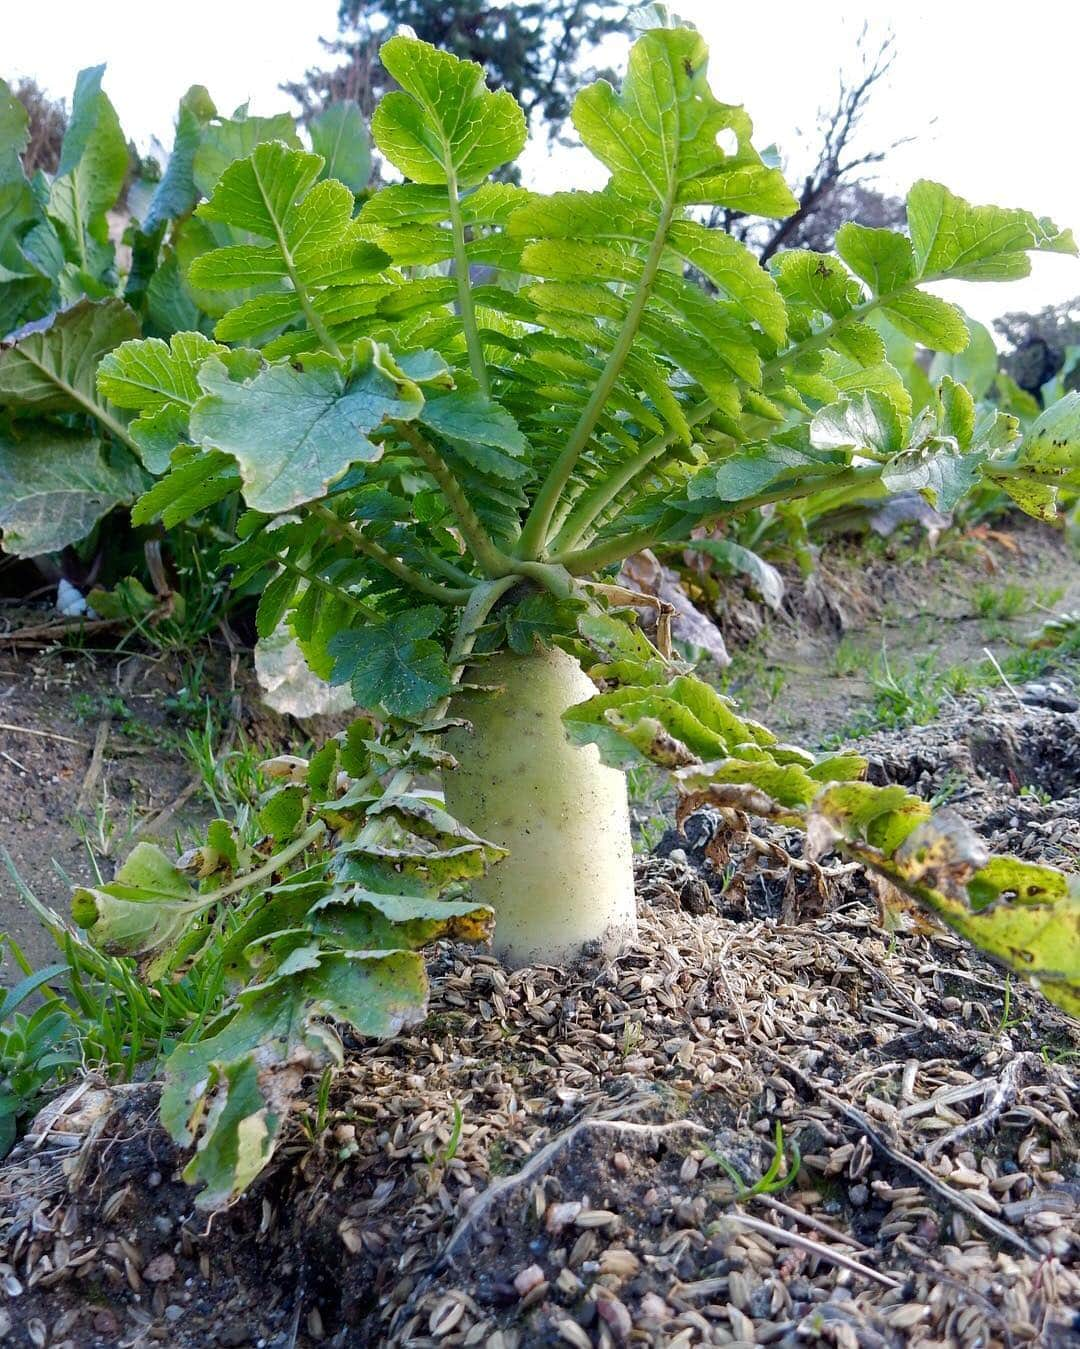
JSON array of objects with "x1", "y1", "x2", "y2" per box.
[{"x1": 65, "y1": 12, "x2": 1080, "y2": 1205}]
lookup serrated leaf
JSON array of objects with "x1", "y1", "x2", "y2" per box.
[
  {"x1": 811, "y1": 390, "x2": 908, "y2": 457},
  {"x1": 773, "y1": 250, "x2": 861, "y2": 319},
  {"x1": 132, "y1": 447, "x2": 240, "y2": 526},
  {"x1": 329, "y1": 606, "x2": 450, "y2": 718},
  {"x1": 688, "y1": 443, "x2": 845, "y2": 504},
  {"x1": 572, "y1": 26, "x2": 795, "y2": 214},
  {"x1": 187, "y1": 140, "x2": 386, "y2": 345},
  {"x1": 189, "y1": 340, "x2": 423, "y2": 512},
  {"x1": 419, "y1": 389, "x2": 531, "y2": 481},
  {"x1": 311, "y1": 889, "x2": 493, "y2": 950},
  {"x1": 255, "y1": 569, "x2": 298, "y2": 639},
  {"x1": 161, "y1": 947, "x2": 429, "y2": 1208},
  {"x1": 504, "y1": 592, "x2": 587, "y2": 654},
  {"x1": 0, "y1": 298, "x2": 139, "y2": 424},
  {"x1": 834, "y1": 223, "x2": 914, "y2": 295},
  {"x1": 0, "y1": 428, "x2": 144, "y2": 554},
  {"x1": 929, "y1": 314, "x2": 998, "y2": 400},
  {"x1": 97, "y1": 330, "x2": 224, "y2": 411},
  {"x1": 907, "y1": 180, "x2": 1076, "y2": 282},
  {"x1": 879, "y1": 289, "x2": 968, "y2": 353},
  {"x1": 881, "y1": 442, "x2": 979, "y2": 514},
  {"x1": 1020, "y1": 393, "x2": 1080, "y2": 472},
  {"x1": 373, "y1": 35, "x2": 526, "y2": 188},
  {"x1": 810, "y1": 794, "x2": 1080, "y2": 1018},
  {"x1": 665, "y1": 220, "x2": 787, "y2": 343},
  {"x1": 192, "y1": 113, "x2": 301, "y2": 198}
]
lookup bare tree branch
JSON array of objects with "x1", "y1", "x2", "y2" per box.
[{"x1": 714, "y1": 25, "x2": 913, "y2": 262}]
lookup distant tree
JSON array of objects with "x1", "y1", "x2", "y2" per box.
[
  {"x1": 716, "y1": 28, "x2": 910, "y2": 260},
  {"x1": 7, "y1": 76, "x2": 66, "y2": 176},
  {"x1": 283, "y1": 0, "x2": 633, "y2": 141},
  {"x1": 995, "y1": 300, "x2": 1080, "y2": 394}
]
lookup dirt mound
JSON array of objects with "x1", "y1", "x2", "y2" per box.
[{"x1": 1, "y1": 856, "x2": 1078, "y2": 1347}]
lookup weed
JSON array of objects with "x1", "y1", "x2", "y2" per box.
[
  {"x1": 930, "y1": 771, "x2": 968, "y2": 808},
  {"x1": 626, "y1": 762, "x2": 671, "y2": 854},
  {"x1": 620, "y1": 1020, "x2": 644, "y2": 1059},
  {"x1": 997, "y1": 977, "x2": 1026, "y2": 1033},
  {"x1": 831, "y1": 637, "x2": 863, "y2": 678},
  {"x1": 425, "y1": 1100, "x2": 464, "y2": 1173},
  {"x1": 704, "y1": 1121, "x2": 801, "y2": 1202},
  {"x1": 973, "y1": 583, "x2": 1029, "y2": 621}
]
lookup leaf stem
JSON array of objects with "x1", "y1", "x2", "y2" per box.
[
  {"x1": 447, "y1": 170, "x2": 489, "y2": 396},
  {"x1": 547, "y1": 270, "x2": 967, "y2": 555},
  {"x1": 553, "y1": 464, "x2": 882, "y2": 574},
  {"x1": 552, "y1": 401, "x2": 717, "y2": 554},
  {"x1": 396, "y1": 424, "x2": 514, "y2": 578},
  {"x1": 516, "y1": 198, "x2": 676, "y2": 560},
  {"x1": 309, "y1": 503, "x2": 473, "y2": 603},
  {"x1": 215, "y1": 821, "x2": 327, "y2": 904}
]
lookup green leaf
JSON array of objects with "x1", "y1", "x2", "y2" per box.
[
  {"x1": 773, "y1": 250, "x2": 861, "y2": 319},
  {"x1": 810, "y1": 793, "x2": 1080, "y2": 1018},
  {"x1": 191, "y1": 112, "x2": 300, "y2": 198},
  {"x1": 572, "y1": 26, "x2": 795, "y2": 213},
  {"x1": 878, "y1": 289, "x2": 968, "y2": 354},
  {"x1": 311, "y1": 889, "x2": 493, "y2": 950},
  {"x1": 811, "y1": 390, "x2": 908, "y2": 457},
  {"x1": 372, "y1": 35, "x2": 526, "y2": 188},
  {"x1": 329, "y1": 606, "x2": 451, "y2": 718},
  {"x1": 505, "y1": 592, "x2": 587, "y2": 654},
  {"x1": 188, "y1": 339, "x2": 423, "y2": 512},
  {"x1": 0, "y1": 79, "x2": 30, "y2": 177},
  {"x1": 47, "y1": 67, "x2": 128, "y2": 279},
  {"x1": 996, "y1": 393, "x2": 1080, "y2": 510},
  {"x1": 143, "y1": 86, "x2": 217, "y2": 233},
  {"x1": 71, "y1": 842, "x2": 201, "y2": 965},
  {"x1": 97, "y1": 337, "x2": 263, "y2": 470},
  {"x1": 161, "y1": 947, "x2": 429, "y2": 1208},
  {"x1": 665, "y1": 220, "x2": 787, "y2": 344},
  {"x1": 310, "y1": 103, "x2": 370, "y2": 193},
  {"x1": 188, "y1": 141, "x2": 388, "y2": 345},
  {"x1": 881, "y1": 441, "x2": 979, "y2": 514},
  {"x1": 0, "y1": 298, "x2": 140, "y2": 425},
  {"x1": 97, "y1": 331, "x2": 228, "y2": 467},
  {"x1": 907, "y1": 180, "x2": 1076, "y2": 282},
  {"x1": 832, "y1": 223, "x2": 971, "y2": 352},
  {"x1": 420, "y1": 390, "x2": 527, "y2": 455},
  {"x1": 197, "y1": 141, "x2": 323, "y2": 238},
  {"x1": 0, "y1": 428, "x2": 144, "y2": 555},
  {"x1": 834, "y1": 223, "x2": 914, "y2": 294},
  {"x1": 929, "y1": 314, "x2": 998, "y2": 401},
  {"x1": 688, "y1": 443, "x2": 846, "y2": 505}
]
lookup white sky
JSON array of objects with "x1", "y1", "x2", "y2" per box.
[{"x1": 7, "y1": 0, "x2": 1080, "y2": 335}]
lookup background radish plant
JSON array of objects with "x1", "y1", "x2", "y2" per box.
[{"x1": 3, "y1": 12, "x2": 1080, "y2": 1206}]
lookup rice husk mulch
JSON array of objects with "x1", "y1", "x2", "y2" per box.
[{"x1": 1, "y1": 695, "x2": 1080, "y2": 1347}]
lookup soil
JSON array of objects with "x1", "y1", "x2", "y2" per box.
[
  {"x1": 2, "y1": 523, "x2": 1080, "y2": 1347},
  {"x1": 717, "y1": 517, "x2": 1080, "y2": 746}
]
